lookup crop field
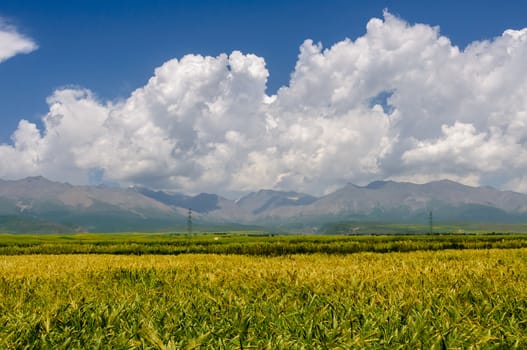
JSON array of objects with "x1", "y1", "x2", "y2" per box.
[
  {"x1": 2, "y1": 232, "x2": 527, "y2": 255},
  {"x1": 1, "y1": 239, "x2": 527, "y2": 348}
]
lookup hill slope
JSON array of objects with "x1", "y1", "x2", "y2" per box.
[{"x1": 0, "y1": 177, "x2": 182, "y2": 232}]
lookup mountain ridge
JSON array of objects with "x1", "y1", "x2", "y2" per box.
[{"x1": 2, "y1": 176, "x2": 527, "y2": 232}]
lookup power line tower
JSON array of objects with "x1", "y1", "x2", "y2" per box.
[
  {"x1": 187, "y1": 208, "x2": 193, "y2": 236},
  {"x1": 429, "y1": 210, "x2": 433, "y2": 235}
]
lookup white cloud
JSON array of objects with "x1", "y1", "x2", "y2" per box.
[
  {"x1": 0, "y1": 19, "x2": 37, "y2": 63},
  {"x1": 402, "y1": 122, "x2": 521, "y2": 172},
  {"x1": 2, "y1": 12, "x2": 527, "y2": 195}
]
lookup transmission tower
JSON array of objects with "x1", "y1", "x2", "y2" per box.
[
  {"x1": 187, "y1": 208, "x2": 193, "y2": 236},
  {"x1": 429, "y1": 210, "x2": 433, "y2": 235}
]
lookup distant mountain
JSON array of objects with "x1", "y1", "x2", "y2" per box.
[
  {"x1": 136, "y1": 180, "x2": 527, "y2": 227},
  {"x1": 256, "y1": 180, "x2": 527, "y2": 224},
  {"x1": 0, "y1": 176, "x2": 183, "y2": 232},
  {"x1": 2, "y1": 176, "x2": 527, "y2": 233},
  {"x1": 133, "y1": 187, "x2": 220, "y2": 213},
  {"x1": 236, "y1": 190, "x2": 317, "y2": 214},
  {"x1": 134, "y1": 187, "x2": 254, "y2": 223}
]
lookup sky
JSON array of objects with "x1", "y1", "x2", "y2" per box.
[{"x1": 1, "y1": 0, "x2": 527, "y2": 196}]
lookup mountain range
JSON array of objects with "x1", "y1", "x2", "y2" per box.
[{"x1": 1, "y1": 176, "x2": 527, "y2": 233}]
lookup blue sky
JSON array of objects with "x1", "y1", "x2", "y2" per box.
[
  {"x1": 1, "y1": 0, "x2": 527, "y2": 195},
  {"x1": 2, "y1": 0, "x2": 525, "y2": 141}
]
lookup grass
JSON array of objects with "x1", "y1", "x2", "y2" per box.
[{"x1": 1, "y1": 250, "x2": 526, "y2": 348}]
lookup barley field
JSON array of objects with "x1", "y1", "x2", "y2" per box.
[{"x1": 1, "y1": 248, "x2": 526, "y2": 348}]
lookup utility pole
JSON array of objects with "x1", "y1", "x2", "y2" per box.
[
  {"x1": 429, "y1": 210, "x2": 433, "y2": 235},
  {"x1": 187, "y1": 208, "x2": 193, "y2": 236}
]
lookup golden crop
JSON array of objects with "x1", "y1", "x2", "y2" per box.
[{"x1": 1, "y1": 249, "x2": 526, "y2": 348}]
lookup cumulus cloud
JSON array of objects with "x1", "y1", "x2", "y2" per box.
[
  {"x1": 2, "y1": 11, "x2": 527, "y2": 195},
  {"x1": 0, "y1": 19, "x2": 37, "y2": 63},
  {"x1": 403, "y1": 122, "x2": 521, "y2": 172}
]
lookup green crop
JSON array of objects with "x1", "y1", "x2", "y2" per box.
[{"x1": 1, "y1": 232, "x2": 527, "y2": 255}]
